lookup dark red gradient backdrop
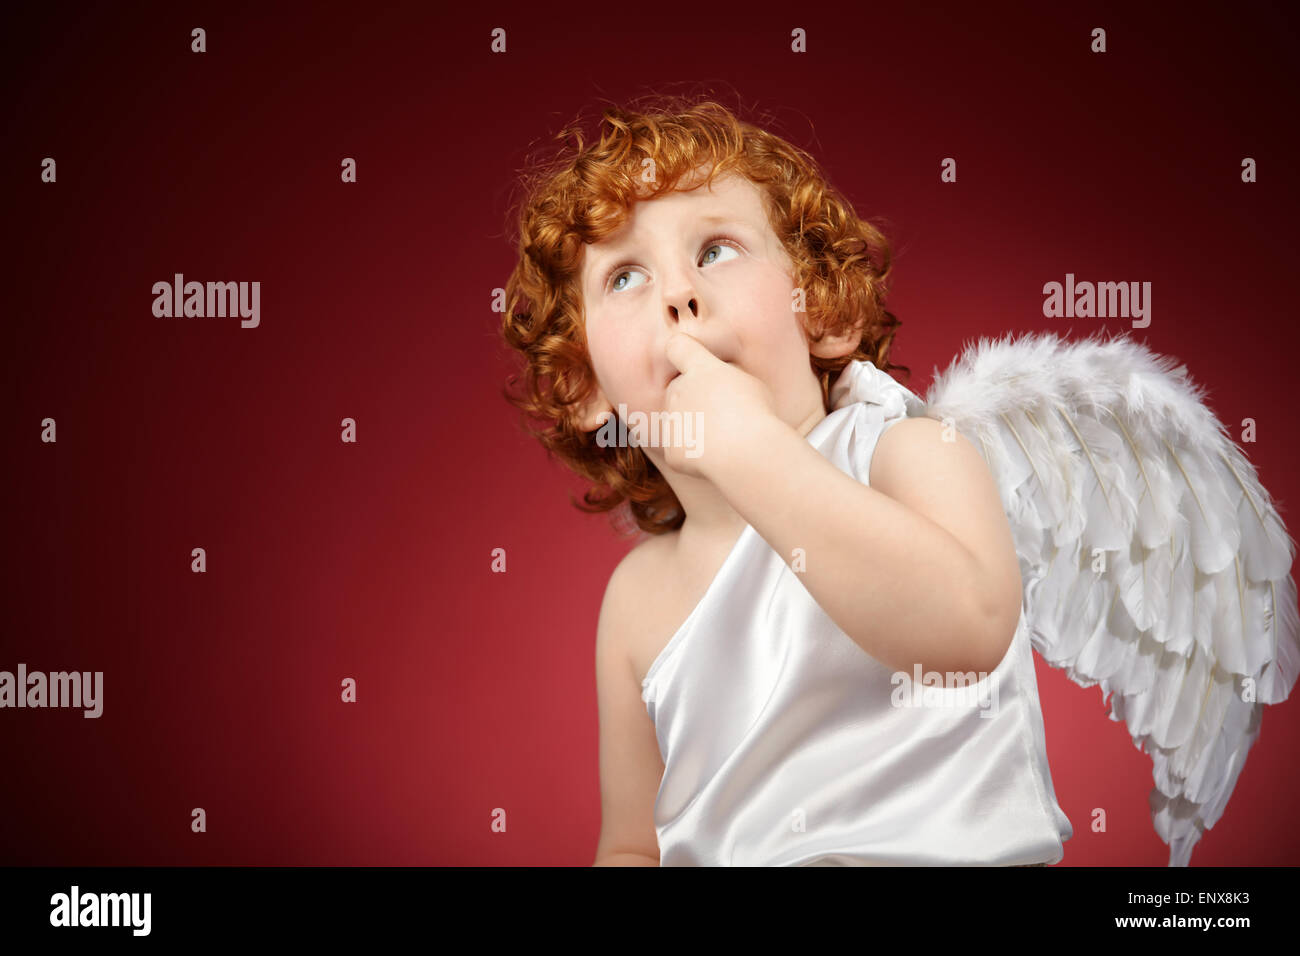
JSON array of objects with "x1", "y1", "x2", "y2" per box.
[{"x1": 2, "y1": 0, "x2": 1298, "y2": 866}]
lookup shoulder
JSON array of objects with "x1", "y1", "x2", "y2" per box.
[
  {"x1": 868, "y1": 414, "x2": 986, "y2": 496},
  {"x1": 597, "y1": 532, "x2": 676, "y2": 645},
  {"x1": 611, "y1": 531, "x2": 676, "y2": 593}
]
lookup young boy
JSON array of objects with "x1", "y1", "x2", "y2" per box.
[{"x1": 499, "y1": 99, "x2": 1071, "y2": 866}]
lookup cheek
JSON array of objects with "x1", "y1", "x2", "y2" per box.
[
  {"x1": 586, "y1": 336, "x2": 619, "y2": 390},
  {"x1": 743, "y1": 269, "x2": 801, "y2": 341},
  {"x1": 585, "y1": 320, "x2": 646, "y2": 389}
]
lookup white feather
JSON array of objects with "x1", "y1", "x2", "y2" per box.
[
  {"x1": 920, "y1": 329, "x2": 1300, "y2": 865},
  {"x1": 1258, "y1": 573, "x2": 1300, "y2": 704}
]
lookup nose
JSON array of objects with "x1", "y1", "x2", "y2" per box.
[
  {"x1": 668, "y1": 296, "x2": 698, "y2": 323},
  {"x1": 659, "y1": 259, "x2": 714, "y2": 360},
  {"x1": 662, "y1": 266, "x2": 700, "y2": 327}
]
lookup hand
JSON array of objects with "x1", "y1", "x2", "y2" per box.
[{"x1": 661, "y1": 332, "x2": 780, "y2": 480}]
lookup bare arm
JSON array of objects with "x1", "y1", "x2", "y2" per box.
[
  {"x1": 592, "y1": 852, "x2": 660, "y2": 866},
  {"x1": 591, "y1": 547, "x2": 664, "y2": 867},
  {"x1": 705, "y1": 414, "x2": 1023, "y2": 676}
]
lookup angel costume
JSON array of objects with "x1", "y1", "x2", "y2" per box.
[{"x1": 640, "y1": 331, "x2": 1299, "y2": 867}]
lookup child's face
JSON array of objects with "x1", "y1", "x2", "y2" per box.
[{"x1": 577, "y1": 167, "x2": 823, "y2": 442}]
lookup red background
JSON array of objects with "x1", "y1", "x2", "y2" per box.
[{"x1": 2, "y1": 0, "x2": 1297, "y2": 865}]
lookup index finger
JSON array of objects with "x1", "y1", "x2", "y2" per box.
[{"x1": 665, "y1": 331, "x2": 721, "y2": 373}]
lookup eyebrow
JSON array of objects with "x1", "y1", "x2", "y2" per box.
[{"x1": 585, "y1": 213, "x2": 752, "y2": 286}]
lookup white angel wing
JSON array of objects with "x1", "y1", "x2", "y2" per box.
[{"x1": 919, "y1": 329, "x2": 1300, "y2": 866}]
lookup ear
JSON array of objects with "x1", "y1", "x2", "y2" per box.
[
  {"x1": 807, "y1": 319, "x2": 865, "y2": 360},
  {"x1": 576, "y1": 383, "x2": 616, "y2": 433}
]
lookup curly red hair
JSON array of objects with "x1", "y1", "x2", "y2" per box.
[{"x1": 499, "y1": 95, "x2": 908, "y2": 538}]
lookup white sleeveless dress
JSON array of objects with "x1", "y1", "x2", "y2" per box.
[{"x1": 639, "y1": 359, "x2": 1074, "y2": 866}]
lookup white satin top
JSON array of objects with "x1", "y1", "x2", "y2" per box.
[{"x1": 639, "y1": 359, "x2": 1074, "y2": 866}]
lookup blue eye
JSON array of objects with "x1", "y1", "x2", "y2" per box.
[
  {"x1": 610, "y1": 269, "x2": 645, "y2": 293},
  {"x1": 700, "y1": 241, "x2": 741, "y2": 267},
  {"x1": 606, "y1": 237, "x2": 741, "y2": 293}
]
